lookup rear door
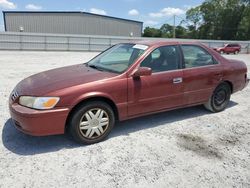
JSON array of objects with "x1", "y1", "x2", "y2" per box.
[
  {"x1": 232, "y1": 44, "x2": 240, "y2": 53},
  {"x1": 181, "y1": 45, "x2": 223, "y2": 105},
  {"x1": 127, "y1": 45, "x2": 184, "y2": 116},
  {"x1": 226, "y1": 44, "x2": 234, "y2": 53}
]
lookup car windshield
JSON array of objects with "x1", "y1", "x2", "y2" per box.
[{"x1": 87, "y1": 43, "x2": 148, "y2": 73}]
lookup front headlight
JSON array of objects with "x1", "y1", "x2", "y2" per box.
[{"x1": 19, "y1": 96, "x2": 60, "y2": 110}]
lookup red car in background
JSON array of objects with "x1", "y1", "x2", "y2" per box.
[
  {"x1": 213, "y1": 43, "x2": 241, "y2": 54},
  {"x1": 9, "y1": 41, "x2": 249, "y2": 144}
]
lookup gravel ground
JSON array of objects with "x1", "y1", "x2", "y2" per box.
[{"x1": 0, "y1": 51, "x2": 249, "y2": 188}]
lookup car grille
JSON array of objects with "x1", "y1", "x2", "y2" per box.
[{"x1": 11, "y1": 90, "x2": 19, "y2": 101}]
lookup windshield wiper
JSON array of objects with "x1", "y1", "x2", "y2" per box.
[
  {"x1": 86, "y1": 63, "x2": 120, "y2": 74},
  {"x1": 88, "y1": 64, "x2": 104, "y2": 71}
]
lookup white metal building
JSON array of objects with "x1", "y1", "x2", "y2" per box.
[{"x1": 3, "y1": 11, "x2": 143, "y2": 37}]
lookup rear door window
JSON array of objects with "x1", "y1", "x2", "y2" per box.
[{"x1": 181, "y1": 45, "x2": 217, "y2": 68}]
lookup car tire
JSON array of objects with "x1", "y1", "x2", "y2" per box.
[
  {"x1": 234, "y1": 50, "x2": 239, "y2": 55},
  {"x1": 68, "y1": 101, "x2": 115, "y2": 144},
  {"x1": 204, "y1": 83, "x2": 231, "y2": 113}
]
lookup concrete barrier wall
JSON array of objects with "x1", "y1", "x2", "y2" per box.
[{"x1": 0, "y1": 32, "x2": 249, "y2": 53}]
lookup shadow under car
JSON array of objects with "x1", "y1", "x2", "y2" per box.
[{"x1": 2, "y1": 101, "x2": 238, "y2": 156}]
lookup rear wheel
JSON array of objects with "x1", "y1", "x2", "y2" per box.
[
  {"x1": 68, "y1": 101, "x2": 115, "y2": 144},
  {"x1": 234, "y1": 50, "x2": 239, "y2": 54},
  {"x1": 204, "y1": 83, "x2": 231, "y2": 112}
]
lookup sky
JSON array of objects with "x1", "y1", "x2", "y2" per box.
[{"x1": 0, "y1": 0, "x2": 204, "y2": 31}]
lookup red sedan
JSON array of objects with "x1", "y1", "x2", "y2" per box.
[{"x1": 9, "y1": 41, "x2": 249, "y2": 144}]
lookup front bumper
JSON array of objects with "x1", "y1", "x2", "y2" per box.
[{"x1": 9, "y1": 103, "x2": 70, "y2": 136}]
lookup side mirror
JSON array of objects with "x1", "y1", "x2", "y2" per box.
[{"x1": 132, "y1": 67, "x2": 152, "y2": 78}]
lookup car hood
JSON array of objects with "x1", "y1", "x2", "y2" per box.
[{"x1": 15, "y1": 64, "x2": 118, "y2": 96}]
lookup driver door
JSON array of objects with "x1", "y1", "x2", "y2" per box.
[{"x1": 127, "y1": 45, "x2": 184, "y2": 116}]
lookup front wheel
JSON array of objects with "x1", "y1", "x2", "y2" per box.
[
  {"x1": 204, "y1": 83, "x2": 231, "y2": 112},
  {"x1": 68, "y1": 101, "x2": 115, "y2": 144}
]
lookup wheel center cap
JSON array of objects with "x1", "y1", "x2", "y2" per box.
[{"x1": 91, "y1": 119, "x2": 99, "y2": 127}]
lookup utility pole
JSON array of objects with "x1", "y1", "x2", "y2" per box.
[{"x1": 173, "y1": 15, "x2": 176, "y2": 38}]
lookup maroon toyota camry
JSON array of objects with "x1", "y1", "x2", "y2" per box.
[{"x1": 9, "y1": 41, "x2": 249, "y2": 144}]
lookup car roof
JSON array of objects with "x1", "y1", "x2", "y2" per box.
[
  {"x1": 225, "y1": 43, "x2": 240, "y2": 45},
  {"x1": 129, "y1": 40, "x2": 203, "y2": 47}
]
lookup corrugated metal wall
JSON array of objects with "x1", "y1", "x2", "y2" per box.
[{"x1": 4, "y1": 12, "x2": 142, "y2": 37}]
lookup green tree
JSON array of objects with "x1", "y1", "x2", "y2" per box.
[
  {"x1": 187, "y1": 0, "x2": 250, "y2": 40},
  {"x1": 143, "y1": 27, "x2": 162, "y2": 37},
  {"x1": 175, "y1": 26, "x2": 188, "y2": 38},
  {"x1": 159, "y1": 24, "x2": 188, "y2": 38},
  {"x1": 186, "y1": 6, "x2": 202, "y2": 38},
  {"x1": 160, "y1": 24, "x2": 173, "y2": 38},
  {"x1": 143, "y1": 0, "x2": 250, "y2": 40},
  {"x1": 236, "y1": 5, "x2": 250, "y2": 39}
]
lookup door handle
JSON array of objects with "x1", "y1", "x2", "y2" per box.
[{"x1": 173, "y1": 77, "x2": 183, "y2": 84}]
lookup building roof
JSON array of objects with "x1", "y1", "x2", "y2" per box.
[{"x1": 2, "y1": 11, "x2": 143, "y2": 24}]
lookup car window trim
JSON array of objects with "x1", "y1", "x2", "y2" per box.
[
  {"x1": 148, "y1": 60, "x2": 220, "y2": 74},
  {"x1": 149, "y1": 68, "x2": 183, "y2": 75},
  {"x1": 180, "y1": 63, "x2": 221, "y2": 70}
]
